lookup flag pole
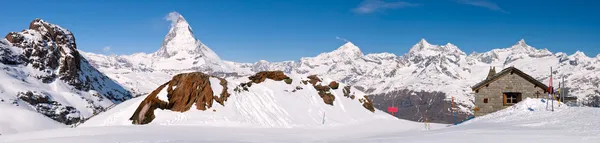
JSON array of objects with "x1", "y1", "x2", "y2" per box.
[{"x1": 551, "y1": 67, "x2": 554, "y2": 111}]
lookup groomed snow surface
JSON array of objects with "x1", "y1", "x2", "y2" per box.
[{"x1": 1, "y1": 95, "x2": 598, "y2": 143}]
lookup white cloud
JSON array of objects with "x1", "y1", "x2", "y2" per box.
[
  {"x1": 103, "y1": 46, "x2": 111, "y2": 53},
  {"x1": 353, "y1": 0, "x2": 419, "y2": 14},
  {"x1": 457, "y1": 0, "x2": 508, "y2": 13},
  {"x1": 165, "y1": 11, "x2": 183, "y2": 26},
  {"x1": 336, "y1": 36, "x2": 350, "y2": 42}
]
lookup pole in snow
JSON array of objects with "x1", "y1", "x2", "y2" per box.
[
  {"x1": 452, "y1": 96, "x2": 456, "y2": 125},
  {"x1": 322, "y1": 112, "x2": 326, "y2": 125}
]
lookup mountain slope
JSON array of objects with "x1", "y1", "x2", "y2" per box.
[
  {"x1": 82, "y1": 71, "x2": 391, "y2": 128},
  {"x1": 0, "y1": 19, "x2": 132, "y2": 134}
]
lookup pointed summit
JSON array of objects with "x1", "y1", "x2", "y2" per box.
[
  {"x1": 154, "y1": 12, "x2": 220, "y2": 61},
  {"x1": 571, "y1": 51, "x2": 588, "y2": 58},
  {"x1": 418, "y1": 38, "x2": 431, "y2": 47},
  {"x1": 331, "y1": 42, "x2": 363, "y2": 56},
  {"x1": 517, "y1": 39, "x2": 527, "y2": 46},
  {"x1": 510, "y1": 39, "x2": 533, "y2": 50}
]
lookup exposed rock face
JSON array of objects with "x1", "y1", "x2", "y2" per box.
[
  {"x1": 16, "y1": 91, "x2": 82, "y2": 124},
  {"x1": 307, "y1": 75, "x2": 321, "y2": 85},
  {"x1": 248, "y1": 71, "x2": 289, "y2": 83},
  {"x1": 213, "y1": 78, "x2": 230, "y2": 106},
  {"x1": 0, "y1": 18, "x2": 132, "y2": 126},
  {"x1": 130, "y1": 83, "x2": 170, "y2": 125},
  {"x1": 130, "y1": 72, "x2": 230, "y2": 124},
  {"x1": 359, "y1": 96, "x2": 375, "y2": 112},
  {"x1": 368, "y1": 89, "x2": 471, "y2": 124}
]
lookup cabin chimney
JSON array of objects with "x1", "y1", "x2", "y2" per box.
[{"x1": 486, "y1": 66, "x2": 496, "y2": 80}]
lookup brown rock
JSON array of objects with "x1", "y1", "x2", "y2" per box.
[
  {"x1": 248, "y1": 71, "x2": 289, "y2": 83},
  {"x1": 214, "y1": 78, "x2": 230, "y2": 106},
  {"x1": 129, "y1": 72, "x2": 225, "y2": 124},
  {"x1": 328, "y1": 81, "x2": 339, "y2": 89},
  {"x1": 307, "y1": 75, "x2": 321, "y2": 85},
  {"x1": 342, "y1": 86, "x2": 351, "y2": 97},
  {"x1": 313, "y1": 84, "x2": 334, "y2": 105},
  {"x1": 129, "y1": 83, "x2": 170, "y2": 125},
  {"x1": 360, "y1": 96, "x2": 375, "y2": 112}
]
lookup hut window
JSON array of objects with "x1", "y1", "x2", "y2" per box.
[
  {"x1": 503, "y1": 92, "x2": 522, "y2": 106},
  {"x1": 483, "y1": 98, "x2": 488, "y2": 103}
]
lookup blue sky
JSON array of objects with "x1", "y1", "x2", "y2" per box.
[{"x1": 1, "y1": 0, "x2": 599, "y2": 62}]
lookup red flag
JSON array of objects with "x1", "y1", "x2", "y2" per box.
[
  {"x1": 548, "y1": 68, "x2": 553, "y2": 94},
  {"x1": 387, "y1": 106, "x2": 398, "y2": 113}
]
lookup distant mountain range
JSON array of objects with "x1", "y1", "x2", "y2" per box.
[{"x1": 80, "y1": 12, "x2": 600, "y2": 123}]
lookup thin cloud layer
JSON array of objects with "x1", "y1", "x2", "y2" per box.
[
  {"x1": 336, "y1": 36, "x2": 350, "y2": 42},
  {"x1": 165, "y1": 11, "x2": 183, "y2": 26},
  {"x1": 353, "y1": 0, "x2": 419, "y2": 14},
  {"x1": 457, "y1": 0, "x2": 508, "y2": 13},
  {"x1": 103, "y1": 46, "x2": 111, "y2": 53}
]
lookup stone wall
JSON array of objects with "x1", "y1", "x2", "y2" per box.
[{"x1": 474, "y1": 73, "x2": 546, "y2": 116}]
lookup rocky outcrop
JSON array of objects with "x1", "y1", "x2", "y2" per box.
[
  {"x1": 16, "y1": 91, "x2": 82, "y2": 125},
  {"x1": 130, "y1": 83, "x2": 170, "y2": 125},
  {"x1": 213, "y1": 78, "x2": 230, "y2": 106},
  {"x1": 248, "y1": 71, "x2": 290, "y2": 83},
  {"x1": 342, "y1": 86, "x2": 355, "y2": 99},
  {"x1": 130, "y1": 72, "x2": 230, "y2": 124},
  {"x1": 1, "y1": 18, "x2": 132, "y2": 126},
  {"x1": 359, "y1": 96, "x2": 375, "y2": 112},
  {"x1": 329, "y1": 81, "x2": 339, "y2": 89},
  {"x1": 307, "y1": 75, "x2": 321, "y2": 85}
]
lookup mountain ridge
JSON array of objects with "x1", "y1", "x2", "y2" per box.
[{"x1": 78, "y1": 12, "x2": 600, "y2": 124}]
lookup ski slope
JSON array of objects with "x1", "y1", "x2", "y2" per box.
[{"x1": 1, "y1": 98, "x2": 597, "y2": 142}]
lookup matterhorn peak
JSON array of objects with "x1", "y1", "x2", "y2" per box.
[{"x1": 153, "y1": 12, "x2": 220, "y2": 61}]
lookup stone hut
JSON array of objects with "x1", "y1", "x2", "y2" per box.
[{"x1": 471, "y1": 66, "x2": 548, "y2": 116}]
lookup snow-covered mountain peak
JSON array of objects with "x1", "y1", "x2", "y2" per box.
[
  {"x1": 500, "y1": 39, "x2": 553, "y2": 58},
  {"x1": 332, "y1": 42, "x2": 363, "y2": 56},
  {"x1": 572, "y1": 51, "x2": 587, "y2": 57},
  {"x1": 408, "y1": 39, "x2": 465, "y2": 57},
  {"x1": 417, "y1": 38, "x2": 431, "y2": 47},
  {"x1": 313, "y1": 42, "x2": 363, "y2": 61},
  {"x1": 153, "y1": 12, "x2": 216, "y2": 59},
  {"x1": 509, "y1": 39, "x2": 535, "y2": 51},
  {"x1": 517, "y1": 38, "x2": 527, "y2": 46},
  {"x1": 569, "y1": 51, "x2": 590, "y2": 60}
]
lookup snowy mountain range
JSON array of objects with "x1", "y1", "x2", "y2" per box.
[
  {"x1": 2, "y1": 12, "x2": 598, "y2": 135},
  {"x1": 79, "y1": 12, "x2": 599, "y2": 124},
  {"x1": 0, "y1": 19, "x2": 132, "y2": 134}
]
